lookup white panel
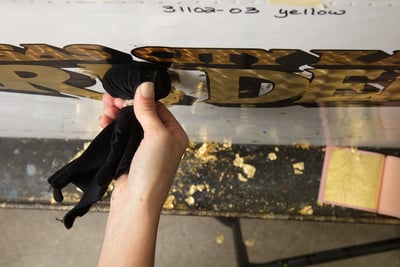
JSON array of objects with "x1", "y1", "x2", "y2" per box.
[{"x1": 0, "y1": 0, "x2": 399, "y2": 147}]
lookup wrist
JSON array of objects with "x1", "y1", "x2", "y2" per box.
[{"x1": 109, "y1": 175, "x2": 164, "y2": 216}]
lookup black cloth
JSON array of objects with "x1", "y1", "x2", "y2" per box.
[{"x1": 48, "y1": 62, "x2": 171, "y2": 229}]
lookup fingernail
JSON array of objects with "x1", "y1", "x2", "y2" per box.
[{"x1": 140, "y1": 82, "x2": 154, "y2": 99}]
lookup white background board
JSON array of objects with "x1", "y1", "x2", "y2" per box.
[{"x1": 0, "y1": 0, "x2": 399, "y2": 147}]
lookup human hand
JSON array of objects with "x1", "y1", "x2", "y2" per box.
[{"x1": 100, "y1": 82, "x2": 188, "y2": 211}]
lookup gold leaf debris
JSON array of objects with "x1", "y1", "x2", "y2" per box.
[
  {"x1": 233, "y1": 153, "x2": 244, "y2": 168},
  {"x1": 234, "y1": 154, "x2": 257, "y2": 182},
  {"x1": 298, "y1": 205, "x2": 313, "y2": 215},
  {"x1": 237, "y1": 173, "x2": 248, "y2": 182},
  {"x1": 215, "y1": 234, "x2": 225, "y2": 245},
  {"x1": 185, "y1": 196, "x2": 195, "y2": 206},
  {"x1": 195, "y1": 143, "x2": 218, "y2": 163},
  {"x1": 244, "y1": 239, "x2": 256, "y2": 247},
  {"x1": 292, "y1": 162, "x2": 305, "y2": 175},
  {"x1": 243, "y1": 164, "x2": 256, "y2": 179},
  {"x1": 163, "y1": 195, "x2": 175, "y2": 210},
  {"x1": 267, "y1": 152, "x2": 277, "y2": 161}
]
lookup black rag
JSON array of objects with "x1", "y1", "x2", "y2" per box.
[{"x1": 47, "y1": 62, "x2": 171, "y2": 229}]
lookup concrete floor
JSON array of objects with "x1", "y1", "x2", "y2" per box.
[{"x1": 0, "y1": 208, "x2": 399, "y2": 267}]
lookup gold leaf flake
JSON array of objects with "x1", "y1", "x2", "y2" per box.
[
  {"x1": 244, "y1": 239, "x2": 256, "y2": 247},
  {"x1": 223, "y1": 141, "x2": 232, "y2": 149},
  {"x1": 297, "y1": 143, "x2": 310, "y2": 149},
  {"x1": 235, "y1": 154, "x2": 256, "y2": 180},
  {"x1": 267, "y1": 152, "x2": 277, "y2": 161},
  {"x1": 219, "y1": 172, "x2": 225, "y2": 182},
  {"x1": 196, "y1": 184, "x2": 206, "y2": 192},
  {"x1": 205, "y1": 184, "x2": 210, "y2": 192},
  {"x1": 188, "y1": 185, "x2": 197, "y2": 195},
  {"x1": 163, "y1": 195, "x2": 175, "y2": 209},
  {"x1": 299, "y1": 205, "x2": 313, "y2": 215},
  {"x1": 215, "y1": 234, "x2": 225, "y2": 245},
  {"x1": 188, "y1": 184, "x2": 206, "y2": 195},
  {"x1": 233, "y1": 153, "x2": 244, "y2": 168},
  {"x1": 195, "y1": 143, "x2": 218, "y2": 163},
  {"x1": 237, "y1": 173, "x2": 248, "y2": 182},
  {"x1": 185, "y1": 196, "x2": 195, "y2": 206},
  {"x1": 198, "y1": 143, "x2": 208, "y2": 155},
  {"x1": 243, "y1": 164, "x2": 256, "y2": 179},
  {"x1": 293, "y1": 162, "x2": 305, "y2": 175}
]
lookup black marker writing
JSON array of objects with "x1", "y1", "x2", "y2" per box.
[
  {"x1": 275, "y1": 8, "x2": 346, "y2": 18},
  {"x1": 162, "y1": 6, "x2": 260, "y2": 14}
]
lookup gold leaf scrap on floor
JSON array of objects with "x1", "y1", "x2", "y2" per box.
[
  {"x1": 215, "y1": 234, "x2": 225, "y2": 245},
  {"x1": 244, "y1": 239, "x2": 256, "y2": 248}
]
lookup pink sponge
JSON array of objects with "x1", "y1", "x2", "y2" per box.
[{"x1": 379, "y1": 156, "x2": 400, "y2": 218}]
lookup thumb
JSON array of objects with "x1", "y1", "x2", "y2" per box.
[{"x1": 133, "y1": 82, "x2": 163, "y2": 132}]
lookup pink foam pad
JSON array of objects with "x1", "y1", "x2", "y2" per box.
[{"x1": 378, "y1": 156, "x2": 400, "y2": 218}]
